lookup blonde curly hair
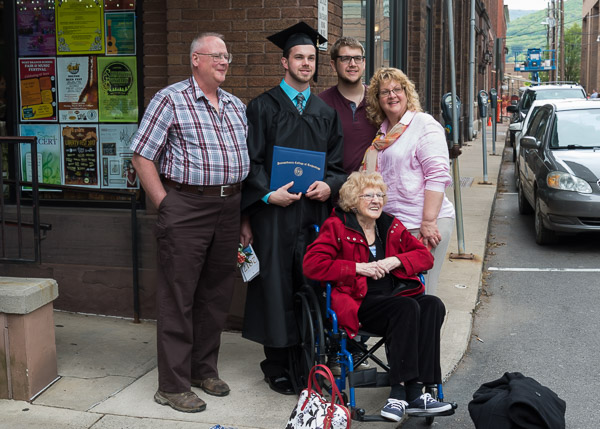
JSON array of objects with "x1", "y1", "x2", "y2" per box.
[
  {"x1": 338, "y1": 172, "x2": 388, "y2": 212},
  {"x1": 366, "y1": 67, "x2": 422, "y2": 127}
]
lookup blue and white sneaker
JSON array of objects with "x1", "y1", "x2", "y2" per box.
[
  {"x1": 406, "y1": 393, "x2": 452, "y2": 415},
  {"x1": 380, "y1": 398, "x2": 408, "y2": 422}
]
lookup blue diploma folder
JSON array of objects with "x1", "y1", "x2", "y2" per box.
[{"x1": 270, "y1": 146, "x2": 326, "y2": 194}]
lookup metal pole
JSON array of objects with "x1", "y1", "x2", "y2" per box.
[
  {"x1": 446, "y1": 0, "x2": 467, "y2": 256},
  {"x1": 482, "y1": 115, "x2": 489, "y2": 182},
  {"x1": 468, "y1": 0, "x2": 475, "y2": 140},
  {"x1": 491, "y1": 104, "x2": 496, "y2": 155},
  {"x1": 131, "y1": 195, "x2": 140, "y2": 323},
  {"x1": 560, "y1": 0, "x2": 565, "y2": 81}
]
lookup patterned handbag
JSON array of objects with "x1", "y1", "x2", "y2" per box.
[{"x1": 285, "y1": 364, "x2": 351, "y2": 429}]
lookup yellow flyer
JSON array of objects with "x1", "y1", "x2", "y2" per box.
[
  {"x1": 55, "y1": 0, "x2": 104, "y2": 55},
  {"x1": 97, "y1": 56, "x2": 138, "y2": 122}
]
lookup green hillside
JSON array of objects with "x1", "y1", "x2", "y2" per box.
[{"x1": 506, "y1": 0, "x2": 583, "y2": 60}]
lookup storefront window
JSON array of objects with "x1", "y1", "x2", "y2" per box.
[
  {"x1": 6, "y1": 0, "x2": 141, "y2": 204},
  {"x1": 343, "y1": 0, "x2": 394, "y2": 80},
  {"x1": 374, "y1": 0, "x2": 390, "y2": 69},
  {"x1": 342, "y1": 0, "x2": 367, "y2": 47},
  {"x1": 0, "y1": 0, "x2": 8, "y2": 132}
]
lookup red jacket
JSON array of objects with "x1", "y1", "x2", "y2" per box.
[{"x1": 303, "y1": 208, "x2": 434, "y2": 338}]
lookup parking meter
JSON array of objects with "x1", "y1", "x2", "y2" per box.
[
  {"x1": 489, "y1": 88, "x2": 498, "y2": 154},
  {"x1": 489, "y1": 88, "x2": 497, "y2": 106},
  {"x1": 478, "y1": 90, "x2": 489, "y2": 118},
  {"x1": 478, "y1": 90, "x2": 490, "y2": 182},
  {"x1": 441, "y1": 92, "x2": 461, "y2": 146}
]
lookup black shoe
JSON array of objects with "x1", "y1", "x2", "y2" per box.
[{"x1": 264, "y1": 375, "x2": 295, "y2": 395}]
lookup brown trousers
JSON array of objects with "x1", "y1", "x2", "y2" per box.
[{"x1": 154, "y1": 186, "x2": 241, "y2": 393}]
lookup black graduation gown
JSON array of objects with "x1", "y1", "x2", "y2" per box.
[{"x1": 241, "y1": 86, "x2": 346, "y2": 348}]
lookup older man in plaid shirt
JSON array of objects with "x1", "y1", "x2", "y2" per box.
[{"x1": 131, "y1": 32, "x2": 249, "y2": 413}]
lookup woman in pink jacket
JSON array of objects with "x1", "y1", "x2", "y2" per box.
[
  {"x1": 303, "y1": 172, "x2": 451, "y2": 422},
  {"x1": 363, "y1": 68, "x2": 455, "y2": 296}
]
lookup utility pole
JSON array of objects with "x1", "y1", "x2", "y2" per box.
[
  {"x1": 546, "y1": 3, "x2": 552, "y2": 81},
  {"x1": 560, "y1": 0, "x2": 565, "y2": 81},
  {"x1": 551, "y1": 0, "x2": 556, "y2": 81}
]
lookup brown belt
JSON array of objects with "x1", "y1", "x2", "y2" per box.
[{"x1": 161, "y1": 177, "x2": 241, "y2": 197}]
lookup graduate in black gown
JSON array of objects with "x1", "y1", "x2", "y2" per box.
[{"x1": 240, "y1": 22, "x2": 346, "y2": 395}]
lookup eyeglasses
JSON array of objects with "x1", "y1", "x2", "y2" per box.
[
  {"x1": 194, "y1": 52, "x2": 233, "y2": 64},
  {"x1": 379, "y1": 87, "x2": 404, "y2": 98},
  {"x1": 337, "y1": 55, "x2": 365, "y2": 64},
  {"x1": 359, "y1": 193, "x2": 386, "y2": 201}
]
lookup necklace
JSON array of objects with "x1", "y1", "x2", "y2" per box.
[{"x1": 375, "y1": 223, "x2": 382, "y2": 245}]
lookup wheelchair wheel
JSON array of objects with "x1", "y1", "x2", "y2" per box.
[{"x1": 296, "y1": 285, "x2": 326, "y2": 388}]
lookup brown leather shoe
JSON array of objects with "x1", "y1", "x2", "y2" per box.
[
  {"x1": 191, "y1": 377, "x2": 230, "y2": 397},
  {"x1": 154, "y1": 390, "x2": 206, "y2": 413}
]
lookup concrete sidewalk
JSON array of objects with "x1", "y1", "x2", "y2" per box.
[{"x1": 0, "y1": 123, "x2": 508, "y2": 429}]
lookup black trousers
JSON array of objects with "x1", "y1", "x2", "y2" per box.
[{"x1": 357, "y1": 293, "x2": 445, "y2": 386}]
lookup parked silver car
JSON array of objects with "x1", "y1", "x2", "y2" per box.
[{"x1": 516, "y1": 99, "x2": 600, "y2": 244}]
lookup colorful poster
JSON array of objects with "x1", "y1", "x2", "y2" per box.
[
  {"x1": 105, "y1": 12, "x2": 136, "y2": 55},
  {"x1": 16, "y1": 0, "x2": 57, "y2": 56},
  {"x1": 61, "y1": 124, "x2": 100, "y2": 187},
  {"x1": 55, "y1": 0, "x2": 104, "y2": 55},
  {"x1": 97, "y1": 56, "x2": 138, "y2": 122},
  {"x1": 99, "y1": 124, "x2": 139, "y2": 189},
  {"x1": 19, "y1": 124, "x2": 62, "y2": 190},
  {"x1": 104, "y1": 0, "x2": 135, "y2": 11},
  {"x1": 57, "y1": 56, "x2": 99, "y2": 122},
  {"x1": 19, "y1": 58, "x2": 57, "y2": 122}
]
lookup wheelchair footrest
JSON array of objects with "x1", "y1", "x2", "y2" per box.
[
  {"x1": 407, "y1": 407, "x2": 456, "y2": 418},
  {"x1": 348, "y1": 368, "x2": 389, "y2": 388},
  {"x1": 351, "y1": 408, "x2": 389, "y2": 422}
]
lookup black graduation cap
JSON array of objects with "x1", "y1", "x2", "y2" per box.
[{"x1": 267, "y1": 21, "x2": 327, "y2": 82}]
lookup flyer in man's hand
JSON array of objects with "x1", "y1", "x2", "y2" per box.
[{"x1": 238, "y1": 243, "x2": 260, "y2": 282}]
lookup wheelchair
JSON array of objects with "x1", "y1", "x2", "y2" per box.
[{"x1": 295, "y1": 281, "x2": 457, "y2": 424}]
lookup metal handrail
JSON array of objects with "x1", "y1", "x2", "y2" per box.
[
  {"x1": 0, "y1": 136, "x2": 141, "y2": 322},
  {"x1": 0, "y1": 136, "x2": 40, "y2": 263}
]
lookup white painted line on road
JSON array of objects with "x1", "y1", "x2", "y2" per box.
[{"x1": 488, "y1": 267, "x2": 600, "y2": 272}]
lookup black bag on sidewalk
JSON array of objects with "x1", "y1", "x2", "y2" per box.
[{"x1": 468, "y1": 372, "x2": 566, "y2": 429}]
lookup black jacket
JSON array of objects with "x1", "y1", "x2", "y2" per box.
[
  {"x1": 241, "y1": 86, "x2": 346, "y2": 348},
  {"x1": 468, "y1": 372, "x2": 566, "y2": 429}
]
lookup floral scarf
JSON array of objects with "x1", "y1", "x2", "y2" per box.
[{"x1": 360, "y1": 119, "x2": 411, "y2": 173}]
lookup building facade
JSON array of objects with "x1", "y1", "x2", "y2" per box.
[{"x1": 0, "y1": 0, "x2": 506, "y2": 326}]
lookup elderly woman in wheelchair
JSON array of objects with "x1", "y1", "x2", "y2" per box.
[{"x1": 303, "y1": 171, "x2": 452, "y2": 422}]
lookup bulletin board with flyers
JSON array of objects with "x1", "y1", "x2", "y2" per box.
[{"x1": 15, "y1": 0, "x2": 140, "y2": 195}]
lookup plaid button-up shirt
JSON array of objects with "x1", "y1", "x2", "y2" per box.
[{"x1": 130, "y1": 77, "x2": 249, "y2": 185}]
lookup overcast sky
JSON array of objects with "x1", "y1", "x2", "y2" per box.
[{"x1": 504, "y1": 0, "x2": 549, "y2": 10}]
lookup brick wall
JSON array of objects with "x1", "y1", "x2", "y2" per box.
[
  {"x1": 138, "y1": 0, "x2": 500, "y2": 136},
  {"x1": 406, "y1": 1, "x2": 427, "y2": 101},
  {"x1": 142, "y1": 0, "x2": 168, "y2": 106},
  {"x1": 140, "y1": 1, "x2": 342, "y2": 106}
]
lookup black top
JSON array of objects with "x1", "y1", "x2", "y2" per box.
[{"x1": 366, "y1": 225, "x2": 394, "y2": 296}]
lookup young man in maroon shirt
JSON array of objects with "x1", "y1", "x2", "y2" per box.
[
  {"x1": 319, "y1": 37, "x2": 378, "y2": 373},
  {"x1": 319, "y1": 37, "x2": 378, "y2": 174}
]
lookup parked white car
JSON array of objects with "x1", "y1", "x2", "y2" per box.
[{"x1": 514, "y1": 98, "x2": 582, "y2": 185}]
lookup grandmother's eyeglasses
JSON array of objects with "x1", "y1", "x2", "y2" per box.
[{"x1": 359, "y1": 193, "x2": 386, "y2": 201}]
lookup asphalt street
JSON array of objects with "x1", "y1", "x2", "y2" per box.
[{"x1": 401, "y1": 145, "x2": 600, "y2": 428}]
